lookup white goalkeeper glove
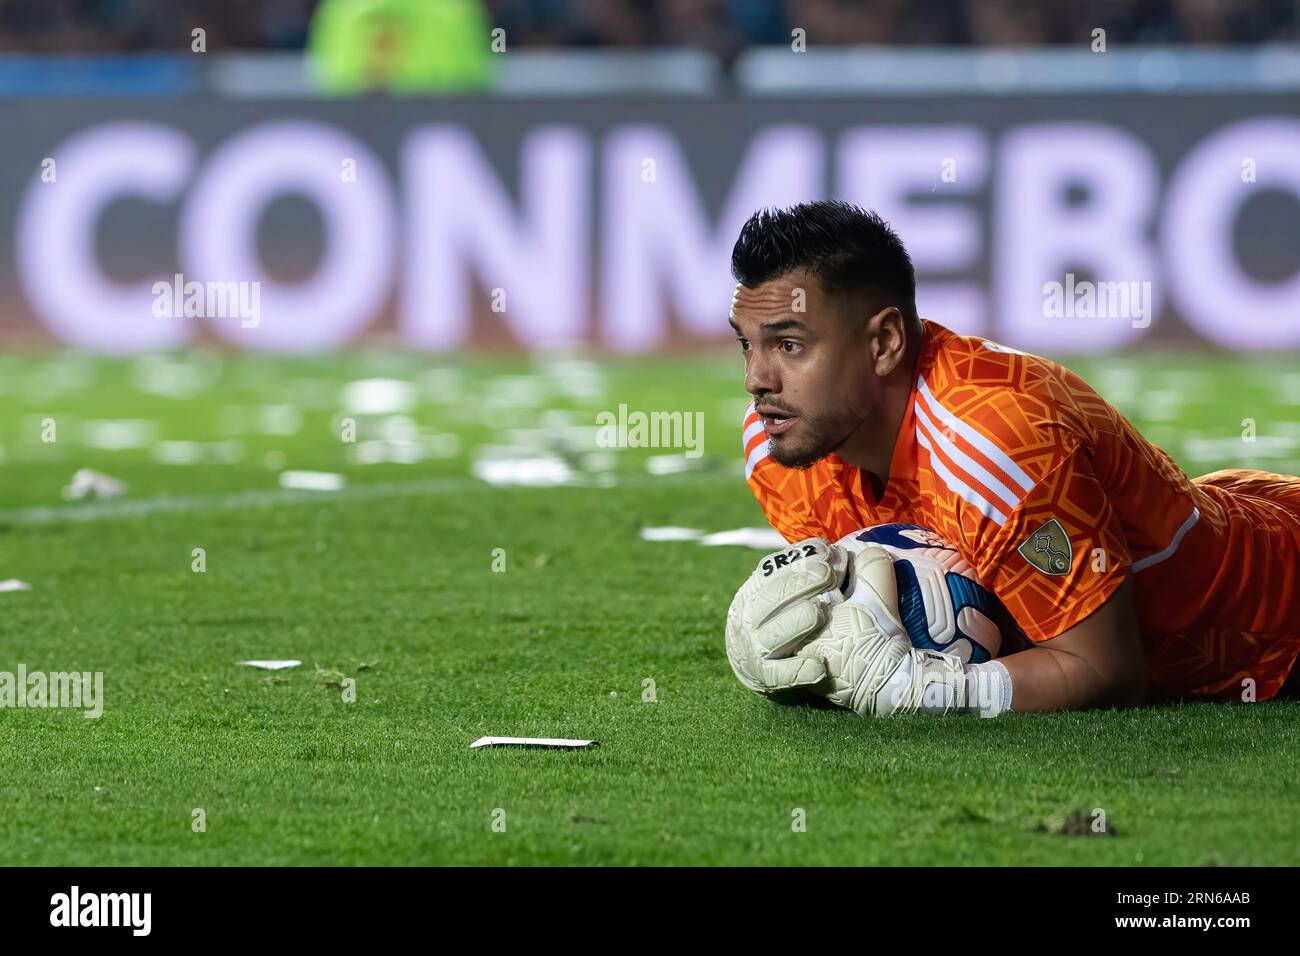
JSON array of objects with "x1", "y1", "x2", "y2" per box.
[
  {"x1": 724, "y1": 538, "x2": 849, "y2": 702},
  {"x1": 727, "y1": 537, "x2": 1013, "y2": 716}
]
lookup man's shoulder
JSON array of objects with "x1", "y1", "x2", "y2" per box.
[
  {"x1": 910, "y1": 327, "x2": 1113, "y2": 533},
  {"x1": 922, "y1": 324, "x2": 1101, "y2": 465}
]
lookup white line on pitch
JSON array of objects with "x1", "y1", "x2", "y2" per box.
[{"x1": 0, "y1": 473, "x2": 736, "y2": 526}]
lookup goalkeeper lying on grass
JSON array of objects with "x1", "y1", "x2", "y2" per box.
[{"x1": 724, "y1": 201, "x2": 1300, "y2": 716}]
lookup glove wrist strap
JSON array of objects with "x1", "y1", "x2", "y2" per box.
[{"x1": 963, "y1": 659, "x2": 1014, "y2": 717}]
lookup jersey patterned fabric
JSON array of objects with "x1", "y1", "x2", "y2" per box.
[{"x1": 743, "y1": 320, "x2": 1300, "y2": 701}]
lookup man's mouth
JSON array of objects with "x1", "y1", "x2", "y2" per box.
[{"x1": 759, "y1": 411, "x2": 798, "y2": 436}]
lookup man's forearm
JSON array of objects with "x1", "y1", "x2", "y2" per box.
[
  {"x1": 995, "y1": 645, "x2": 1146, "y2": 712},
  {"x1": 989, "y1": 579, "x2": 1147, "y2": 713}
]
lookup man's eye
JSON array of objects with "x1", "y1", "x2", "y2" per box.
[
  {"x1": 779, "y1": 340, "x2": 802, "y2": 353},
  {"x1": 736, "y1": 338, "x2": 750, "y2": 352}
]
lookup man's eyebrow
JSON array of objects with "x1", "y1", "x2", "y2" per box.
[
  {"x1": 757, "y1": 318, "x2": 811, "y2": 335},
  {"x1": 729, "y1": 317, "x2": 811, "y2": 336}
]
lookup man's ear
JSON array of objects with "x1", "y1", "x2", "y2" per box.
[{"x1": 867, "y1": 306, "x2": 908, "y2": 376}]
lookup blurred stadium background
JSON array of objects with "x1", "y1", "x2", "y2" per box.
[
  {"x1": 4, "y1": 1, "x2": 1300, "y2": 867},
  {"x1": 1, "y1": 0, "x2": 1299, "y2": 353},
  {"x1": 2, "y1": 0, "x2": 1298, "y2": 497}
]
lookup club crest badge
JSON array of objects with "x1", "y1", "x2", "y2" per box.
[{"x1": 1018, "y1": 518, "x2": 1073, "y2": 576}]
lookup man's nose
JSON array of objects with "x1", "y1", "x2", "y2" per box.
[{"x1": 744, "y1": 349, "x2": 779, "y2": 397}]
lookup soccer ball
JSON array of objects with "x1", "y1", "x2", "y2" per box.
[{"x1": 835, "y1": 523, "x2": 1019, "y2": 664}]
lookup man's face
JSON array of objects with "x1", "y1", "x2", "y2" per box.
[{"x1": 729, "y1": 270, "x2": 878, "y2": 469}]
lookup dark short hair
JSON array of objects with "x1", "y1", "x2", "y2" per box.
[{"x1": 731, "y1": 201, "x2": 918, "y2": 326}]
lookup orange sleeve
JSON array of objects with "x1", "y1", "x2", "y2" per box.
[{"x1": 973, "y1": 446, "x2": 1132, "y2": 643}]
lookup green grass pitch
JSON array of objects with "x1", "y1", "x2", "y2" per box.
[{"x1": 1, "y1": 348, "x2": 1298, "y2": 866}]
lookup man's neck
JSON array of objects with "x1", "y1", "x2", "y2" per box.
[{"x1": 836, "y1": 343, "x2": 921, "y2": 483}]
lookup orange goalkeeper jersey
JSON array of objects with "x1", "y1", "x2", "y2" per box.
[{"x1": 743, "y1": 320, "x2": 1300, "y2": 701}]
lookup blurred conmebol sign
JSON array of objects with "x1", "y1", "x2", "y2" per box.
[{"x1": 8, "y1": 103, "x2": 1300, "y2": 354}]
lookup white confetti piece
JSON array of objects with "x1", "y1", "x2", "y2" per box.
[
  {"x1": 80, "y1": 420, "x2": 156, "y2": 450},
  {"x1": 639, "y1": 526, "x2": 704, "y2": 542},
  {"x1": 472, "y1": 451, "x2": 575, "y2": 487},
  {"x1": 61, "y1": 468, "x2": 127, "y2": 502},
  {"x1": 238, "y1": 660, "x2": 302, "y2": 670},
  {"x1": 278, "y1": 471, "x2": 346, "y2": 492},
  {"x1": 256, "y1": 405, "x2": 303, "y2": 436},
  {"x1": 131, "y1": 354, "x2": 222, "y2": 399},
  {"x1": 152, "y1": 440, "x2": 244, "y2": 466},
  {"x1": 340, "y1": 379, "x2": 415, "y2": 415},
  {"x1": 646, "y1": 455, "x2": 705, "y2": 476},
  {"x1": 699, "y1": 527, "x2": 787, "y2": 550},
  {"x1": 470, "y1": 736, "x2": 597, "y2": 750},
  {"x1": 0, "y1": 580, "x2": 32, "y2": 592}
]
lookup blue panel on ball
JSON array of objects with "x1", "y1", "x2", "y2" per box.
[
  {"x1": 852, "y1": 523, "x2": 954, "y2": 553},
  {"x1": 945, "y1": 571, "x2": 995, "y2": 615},
  {"x1": 893, "y1": 560, "x2": 940, "y2": 652},
  {"x1": 892, "y1": 560, "x2": 996, "y2": 663},
  {"x1": 855, "y1": 524, "x2": 1029, "y2": 662}
]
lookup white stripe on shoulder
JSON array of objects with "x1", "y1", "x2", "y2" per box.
[
  {"x1": 1132, "y1": 506, "x2": 1199, "y2": 572},
  {"x1": 917, "y1": 378, "x2": 1035, "y2": 493},
  {"x1": 744, "y1": 439, "x2": 771, "y2": 480},
  {"x1": 914, "y1": 401, "x2": 1024, "y2": 513},
  {"x1": 743, "y1": 418, "x2": 766, "y2": 446},
  {"x1": 915, "y1": 426, "x2": 1009, "y2": 525}
]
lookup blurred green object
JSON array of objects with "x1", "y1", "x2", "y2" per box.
[{"x1": 307, "y1": 0, "x2": 492, "y2": 94}]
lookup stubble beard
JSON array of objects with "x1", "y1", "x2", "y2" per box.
[{"x1": 768, "y1": 408, "x2": 868, "y2": 470}]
